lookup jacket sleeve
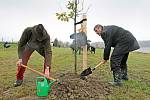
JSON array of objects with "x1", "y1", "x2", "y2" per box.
[
  {"x1": 103, "y1": 34, "x2": 112, "y2": 60},
  {"x1": 18, "y1": 28, "x2": 31, "y2": 59},
  {"x1": 44, "y1": 36, "x2": 52, "y2": 67}
]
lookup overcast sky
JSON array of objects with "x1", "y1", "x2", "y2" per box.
[{"x1": 0, "y1": 0, "x2": 150, "y2": 43}]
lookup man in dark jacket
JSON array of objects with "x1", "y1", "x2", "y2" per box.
[
  {"x1": 94, "y1": 24, "x2": 140, "y2": 86},
  {"x1": 14, "y1": 24, "x2": 52, "y2": 87}
]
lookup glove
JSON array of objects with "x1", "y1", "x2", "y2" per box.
[
  {"x1": 16, "y1": 59, "x2": 22, "y2": 66},
  {"x1": 44, "y1": 66, "x2": 51, "y2": 77}
]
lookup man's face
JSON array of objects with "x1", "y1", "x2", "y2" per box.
[{"x1": 94, "y1": 27, "x2": 102, "y2": 36}]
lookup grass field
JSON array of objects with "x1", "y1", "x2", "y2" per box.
[{"x1": 0, "y1": 44, "x2": 150, "y2": 100}]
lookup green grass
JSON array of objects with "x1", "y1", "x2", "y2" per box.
[{"x1": 0, "y1": 44, "x2": 150, "y2": 99}]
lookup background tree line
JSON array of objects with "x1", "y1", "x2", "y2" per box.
[{"x1": 53, "y1": 38, "x2": 70, "y2": 48}]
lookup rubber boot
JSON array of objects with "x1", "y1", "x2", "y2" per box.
[
  {"x1": 121, "y1": 66, "x2": 128, "y2": 80},
  {"x1": 14, "y1": 80, "x2": 23, "y2": 87},
  {"x1": 109, "y1": 69, "x2": 122, "y2": 86}
]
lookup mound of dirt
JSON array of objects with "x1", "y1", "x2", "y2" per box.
[{"x1": 50, "y1": 72, "x2": 112, "y2": 100}]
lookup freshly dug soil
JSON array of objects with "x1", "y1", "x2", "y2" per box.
[
  {"x1": 49, "y1": 72, "x2": 112, "y2": 100},
  {"x1": 2, "y1": 72, "x2": 112, "y2": 100}
]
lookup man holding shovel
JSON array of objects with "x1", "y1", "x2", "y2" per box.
[
  {"x1": 14, "y1": 24, "x2": 52, "y2": 87},
  {"x1": 94, "y1": 24, "x2": 140, "y2": 86}
]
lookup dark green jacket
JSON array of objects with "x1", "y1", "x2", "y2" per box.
[
  {"x1": 101, "y1": 25, "x2": 140, "y2": 60},
  {"x1": 18, "y1": 25, "x2": 52, "y2": 66}
]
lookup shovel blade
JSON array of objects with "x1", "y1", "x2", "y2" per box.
[{"x1": 80, "y1": 67, "x2": 92, "y2": 77}]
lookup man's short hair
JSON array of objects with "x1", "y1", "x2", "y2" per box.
[
  {"x1": 37, "y1": 24, "x2": 44, "y2": 30},
  {"x1": 94, "y1": 24, "x2": 103, "y2": 31}
]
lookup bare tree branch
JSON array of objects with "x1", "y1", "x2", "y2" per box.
[
  {"x1": 77, "y1": 0, "x2": 84, "y2": 14},
  {"x1": 77, "y1": 4, "x2": 91, "y2": 15}
]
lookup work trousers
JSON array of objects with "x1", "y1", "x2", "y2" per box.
[
  {"x1": 16, "y1": 46, "x2": 47, "y2": 80},
  {"x1": 110, "y1": 53, "x2": 129, "y2": 72}
]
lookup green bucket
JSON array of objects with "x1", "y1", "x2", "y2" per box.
[{"x1": 36, "y1": 76, "x2": 50, "y2": 97}]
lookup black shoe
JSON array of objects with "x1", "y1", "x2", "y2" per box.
[{"x1": 14, "y1": 80, "x2": 23, "y2": 87}]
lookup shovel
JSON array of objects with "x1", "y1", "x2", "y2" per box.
[
  {"x1": 21, "y1": 64, "x2": 56, "y2": 81},
  {"x1": 21, "y1": 64, "x2": 69, "y2": 96},
  {"x1": 80, "y1": 62, "x2": 103, "y2": 77}
]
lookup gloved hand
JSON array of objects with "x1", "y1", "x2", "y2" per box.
[
  {"x1": 44, "y1": 65, "x2": 51, "y2": 77},
  {"x1": 16, "y1": 59, "x2": 22, "y2": 66}
]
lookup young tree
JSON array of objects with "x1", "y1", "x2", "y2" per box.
[
  {"x1": 56, "y1": 0, "x2": 78, "y2": 74},
  {"x1": 56, "y1": 0, "x2": 90, "y2": 74}
]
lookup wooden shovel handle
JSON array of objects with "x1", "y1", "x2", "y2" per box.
[
  {"x1": 21, "y1": 64, "x2": 56, "y2": 81},
  {"x1": 94, "y1": 62, "x2": 103, "y2": 69}
]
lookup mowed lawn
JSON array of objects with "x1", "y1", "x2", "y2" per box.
[{"x1": 0, "y1": 44, "x2": 150, "y2": 99}]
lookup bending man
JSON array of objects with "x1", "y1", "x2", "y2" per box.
[{"x1": 14, "y1": 24, "x2": 52, "y2": 87}]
